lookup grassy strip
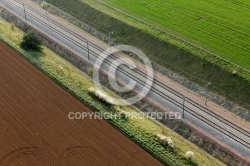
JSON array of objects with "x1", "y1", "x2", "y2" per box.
[
  {"x1": 0, "y1": 18, "x2": 224, "y2": 166},
  {"x1": 45, "y1": 0, "x2": 250, "y2": 111}
]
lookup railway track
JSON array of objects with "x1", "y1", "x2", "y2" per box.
[{"x1": 3, "y1": 0, "x2": 250, "y2": 155}]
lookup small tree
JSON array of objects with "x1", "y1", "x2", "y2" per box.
[
  {"x1": 41, "y1": 1, "x2": 48, "y2": 9},
  {"x1": 21, "y1": 31, "x2": 42, "y2": 52}
]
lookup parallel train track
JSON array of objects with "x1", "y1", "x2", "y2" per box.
[{"x1": 4, "y1": 0, "x2": 250, "y2": 152}]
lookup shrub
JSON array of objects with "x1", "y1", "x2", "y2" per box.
[
  {"x1": 88, "y1": 87, "x2": 114, "y2": 104},
  {"x1": 186, "y1": 151, "x2": 194, "y2": 159},
  {"x1": 41, "y1": 1, "x2": 48, "y2": 9},
  {"x1": 112, "y1": 106, "x2": 129, "y2": 119},
  {"x1": 156, "y1": 133, "x2": 174, "y2": 148},
  {"x1": 10, "y1": 24, "x2": 15, "y2": 30},
  {"x1": 119, "y1": 110, "x2": 129, "y2": 119},
  {"x1": 87, "y1": 68, "x2": 93, "y2": 75},
  {"x1": 21, "y1": 31, "x2": 42, "y2": 51}
]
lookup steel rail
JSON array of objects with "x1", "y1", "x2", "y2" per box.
[{"x1": 5, "y1": 0, "x2": 250, "y2": 150}]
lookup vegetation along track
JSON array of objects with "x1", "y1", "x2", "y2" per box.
[
  {"x1": 4, "y1": 0, "x2": 250, "y2": 157},
  {"x1": 39, "y1": 0, "x2": 250, "y2": 118}
]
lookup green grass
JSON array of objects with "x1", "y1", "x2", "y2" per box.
[
  {"x1": 99, "y1": 0, "x2": 250, "y2": 70},
  {"x1": 45, "y1": 0, "x2": 250, "y2": 115},
  {"x1": 0, "y1": 18, "x2": 224, "y2": 166}
]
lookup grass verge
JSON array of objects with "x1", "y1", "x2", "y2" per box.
[{"x1": 0, "y1": 17, "x2": 224, "y2": 166}]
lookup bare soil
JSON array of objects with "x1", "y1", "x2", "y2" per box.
[{"x1": 0, "y1": 41, "x2": 163, "y2": 166}]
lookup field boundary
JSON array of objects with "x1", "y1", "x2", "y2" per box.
[
  {"x1": 0, "y1": 15, "x2": 198, "y2": 166},
  {"x1": 0, "y1": 4, "x2": 248, "y2": 165},
  {"x1": 0, "y1": 39, "x2": 166, "y2": 166},
  {"x1": 0, "y1": 32, "x2": 199, "y2": 166}
]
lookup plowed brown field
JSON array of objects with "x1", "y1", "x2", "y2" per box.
[{"x1": 0, "y1": 41, "x2": 163, "y2": 166}]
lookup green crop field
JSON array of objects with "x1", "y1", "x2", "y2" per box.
[{"x1": 99, "y1": 0, "x2": 250, "y2": 70}]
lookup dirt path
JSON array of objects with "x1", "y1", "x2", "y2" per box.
[{"x1": 0, "y1": 41, "x2": 163, "y2": 166}]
